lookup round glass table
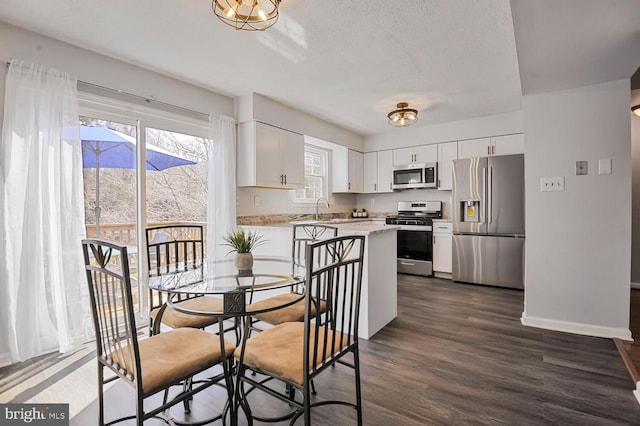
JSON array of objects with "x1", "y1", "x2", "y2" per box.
[
  {"x1": 147, "y1": 256, "x2": 306, "y2": 425},
  {"x1": 147, "y1": 256, "x2": 306, "y2": 317}
]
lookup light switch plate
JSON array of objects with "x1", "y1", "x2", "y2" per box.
[
  {"x1": 540, "y1": 176, "x2": 565, "y2": 192},
  {"x1": 599, "y1": 158, "x2": 612, "y2": 175},
  {"x1": 576, "y1": 161, "x2": 588, "y2": 175}
]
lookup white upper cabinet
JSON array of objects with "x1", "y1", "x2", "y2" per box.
[
  {"x1": 437, "y1": 142, "x2": 457, "y2": 191},
  {"x1": 363, "y1": 152, "x2": 377, "y2": 193},
  {"x1": 333, "y1": 148, "x2": 363, "y2": 193},
  {"x1": 393, "y1": 144, "x2": 437, "y2": 165},
  {"x1": 491, "y1": 133, "x2": 524, "y2": 156},
  {"x1": 363, "y1": 150, "x2": 393, "y2": 194},
  {"x1": 458, "y1": 134, "x2": 524, "y2": 159},
  {"x1": 237, "y1": 121, "x2": 304, "y2": 189},
  {"x1": 377, "y1": 150, "x2": 394, "y2": 193}
]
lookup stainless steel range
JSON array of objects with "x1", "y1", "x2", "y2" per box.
[{"x1": 386, "y1": 201, "x2": 442, "y2": 276}]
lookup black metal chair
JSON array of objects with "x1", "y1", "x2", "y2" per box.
[
  {"x1": 145, "y1": 225, "x2": 224, "y2": 336},
  {"x1": 247, "y1": 224, "x2": 338, "y2": 327},
  {"x1": 82, "y1": 239, "x2": 235, "y2": 426},
  {"x1": 234, "y1": 235, "x2": 366, "y2": 425}
]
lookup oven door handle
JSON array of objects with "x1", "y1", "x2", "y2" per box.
[{"x1": 398, "y1": 225, "x2": 433, "y2": 231}]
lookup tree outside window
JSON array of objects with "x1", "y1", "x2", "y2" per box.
[{"x1": 295, "y1": 146, "x2": 328, "y2": 201}]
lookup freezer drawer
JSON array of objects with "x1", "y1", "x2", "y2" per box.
[{"x1": 452, "y1": 234, "x2": 524, "y2": 289}]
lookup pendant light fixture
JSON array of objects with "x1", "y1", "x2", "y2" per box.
[
  {"x1": 388, "y1": 102, "x2": 419, "y2": 127},
  {"x1": 212, "y1": 0, "x2": 281, "y2": 31},
  {"x1": 633, "y1": 105, "x2": 640, "y2": 117}
]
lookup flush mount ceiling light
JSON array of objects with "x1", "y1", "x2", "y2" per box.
[
  {"x1": 388, "y1": 102, "x2": 419, "y2": 127},
  {"x1": 633, "y1": 105, "x2": 640, "y2": 117},
  {"x1": 212, "y1": 0, "x2": 281, "y2": 31}
]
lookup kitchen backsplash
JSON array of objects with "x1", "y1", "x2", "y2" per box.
[{"x1": 237, "y1": 186, "x2": 452, "y2": 221}]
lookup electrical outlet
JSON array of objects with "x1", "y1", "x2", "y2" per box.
[{"x1": 540, "y1": 176, "x2": 565, "y2": 192}]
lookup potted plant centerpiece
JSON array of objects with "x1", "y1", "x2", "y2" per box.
[{"x1": 223, "y1": 228, "x2": 266, "y2": 272}]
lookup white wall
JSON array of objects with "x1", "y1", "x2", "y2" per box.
[
  {"x1": 0, "y1": 22, "x2": 234, "y2": 122},
  {"x1": 631, "y1": 89, "x2": 640, "y2": 284},
  {"x1": 522, "y1": 79, "x2": 632, "y2": 339}
]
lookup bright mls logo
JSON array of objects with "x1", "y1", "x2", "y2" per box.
[{"x1": 1, "y1": 404, "x2": 68, "y2": 425}]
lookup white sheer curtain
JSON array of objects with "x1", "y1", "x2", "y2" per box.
[
  {"x1": 0, "y1": 60, "x2": 89, "y2": 365},
  {"x1": 207, "y1": 114, "x2": 237, "y2": 261}
]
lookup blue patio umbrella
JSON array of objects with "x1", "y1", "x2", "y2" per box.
[{"x1": 79, "y1": 124, "x2": 196, "y2": 236}]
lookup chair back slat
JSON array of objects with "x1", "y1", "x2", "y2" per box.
[
  {"x1": 146, "y1": 225, "x2": 204, "y2": 309},
  {"x1": 82, "y1": 239, "x2": 141, "y2": 385},
  {"x1": 303, "y1": 235, "x2": 365, "y2": 378},
  {"x1": 291, "y1": 224, "x2": 338, "y2": 293}
]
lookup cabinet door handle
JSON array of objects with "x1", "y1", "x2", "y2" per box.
[
  {"x1": 348, "y1": 182, "x2": 351, "y2": 191},
  {"x1": 374, "y1": 183, "x2": 377, "y2": 191},
  {"x1": 487, "y1": 146, "x2": 490, "y2": 155},
  {"x1": 284, "y1": 174, "x2": 287, "y2": 185},
  {"x1": 280, "y1": 174, "x2": 283, "y2": 184},
  {"x1": 492, "y1": 145, "x2": 495, "y2": 155}
]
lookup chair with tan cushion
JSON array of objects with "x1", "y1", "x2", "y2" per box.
[
  {"x1": 235, "y1": 235, "x2": 366, "y2": 425},
  {"x1": 247, "y1": 224, "x2": 337, "y2": 328},
  {"x1": 82, "y1": 239, "x2": 235, "y2": 425},
  {"x1": 146, "y1": 225, "x2": 225, "y2": 335}
]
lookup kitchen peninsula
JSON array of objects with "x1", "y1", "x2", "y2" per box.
[{"x1": 242, "y1": 219, "x2": 398, "y2": 339}]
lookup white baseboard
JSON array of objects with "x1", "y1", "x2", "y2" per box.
[
  {"x1": 521, "y1": 313, "x2": 632, "y2": 341},
  {"x1": 632, "y1": 282, "x2": 640, "y2": 290}
]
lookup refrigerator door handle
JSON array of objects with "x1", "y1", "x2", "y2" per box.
[
  {"x1": 482, "y1": 167, "x2": 487, "y2": 224},
  {"x1": 487, "y1": 167, "x2": 492, "y2": 224}
]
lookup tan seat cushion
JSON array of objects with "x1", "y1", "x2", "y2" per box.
[
  {"x1": 113, "y1": 328, "x2": 235, "y2": 395},
  {"x1": 150, "y1": 296, "x2": 223, "y2": 329},
  {"x1": 235, "y1": 322, "x2": 349, "y2": 385},
  {"x1": 248, "y1": 294, "x2": 327, "y2": 325}
]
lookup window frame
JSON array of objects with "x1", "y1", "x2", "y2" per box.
[{"x1": 293, "y1": 144, "x2": 329, "y2": 204}]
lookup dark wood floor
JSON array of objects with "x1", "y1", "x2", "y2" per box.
[
  {"x1": 615, "y1": 289, "x2": 640, "y2": 385},
  {"x1": 15, "y1": 275, "x2": 640, "y2": 425}
]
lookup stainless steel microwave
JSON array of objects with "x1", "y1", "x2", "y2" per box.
[{"x1": 392, "y1": 162, "x2": 438, "y2": 190}]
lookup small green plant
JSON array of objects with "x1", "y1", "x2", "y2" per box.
[{"x1": 222, "y1": 229, "x2": 267, "y2": 254}]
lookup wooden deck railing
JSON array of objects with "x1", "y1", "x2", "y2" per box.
[{"x1": 85, "y1": 221, "x2": 207, "y2": 245}]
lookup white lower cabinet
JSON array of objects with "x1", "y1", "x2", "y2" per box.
[{"x1": 432, "y1": 222, "x2": 452, "y2": 275}]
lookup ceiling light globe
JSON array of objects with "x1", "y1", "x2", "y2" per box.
[
  {"x1": 388, "y1": 102, "x2": 419, "y2": 127},
  {"x1": 213, "y1": 0, "x2": 280, "y2": 31}
]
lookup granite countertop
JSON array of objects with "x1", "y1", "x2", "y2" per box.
[{"x1": 242, "y1": 218, "x2": 398, "y2": 236}]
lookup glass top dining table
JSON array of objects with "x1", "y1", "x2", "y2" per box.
[
  {"x1": 147, "y1": 255, "x2": 306, "y2": 317},
  {"x1": 147, "y1": 255, "x2": 306, "y2": 425}
]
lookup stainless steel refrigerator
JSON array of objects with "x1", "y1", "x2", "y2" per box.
[{"x1": 452, "y1": 154, "x2": 525, "y2": 289}]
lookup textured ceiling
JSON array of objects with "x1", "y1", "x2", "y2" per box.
[
  {"x1": 0, "y1": 1, "x2": 637, "y2": 136},
  {"x1": 511, "y1": 0, "x2": 640, "y2": 96}
]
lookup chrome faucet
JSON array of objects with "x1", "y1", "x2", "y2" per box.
[{"x1": 315, "y1": 197, "x2": 330, "y2": 221}]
